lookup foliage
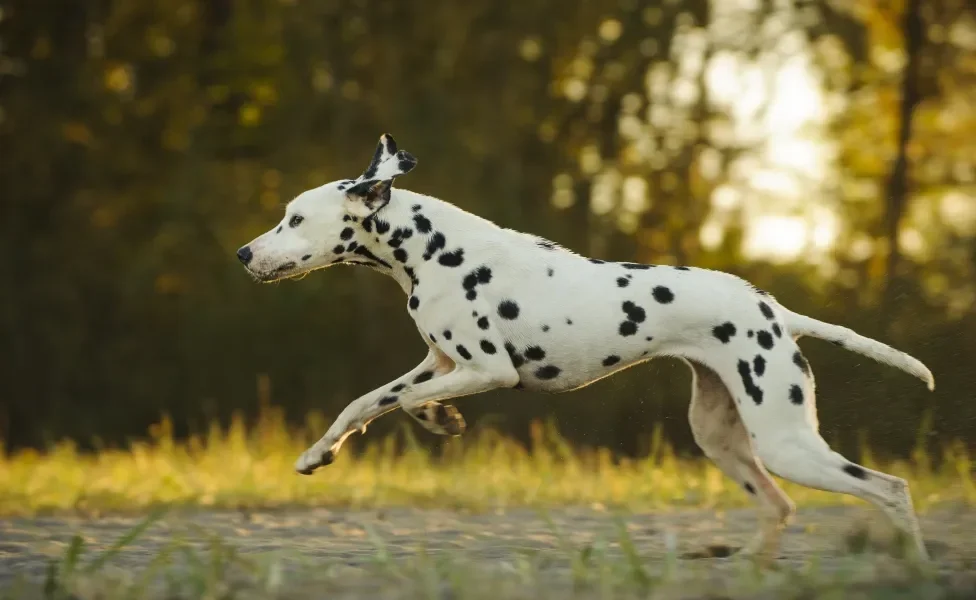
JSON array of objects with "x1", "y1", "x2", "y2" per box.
[{"x1": 0, "y1": 0, "x2": 973, "y2": 456}]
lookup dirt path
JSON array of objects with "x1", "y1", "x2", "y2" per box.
[{"x1": 2, "y1": 505, "x2": 975, "y2": 598}]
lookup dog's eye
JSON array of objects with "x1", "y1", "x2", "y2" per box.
[{"x1": 288, "y1": 215, "x2": 304, "y2": 228}]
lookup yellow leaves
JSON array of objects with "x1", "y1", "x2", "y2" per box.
[
  {"x1": 104, "y1": 64, "x2": 133, "y2": 93},
  {"x1": 519, "y1": 37, "x2": 542, "y2": 62},
  {"x1": 31, "y1": 36, "x2": 51, "y2": 59},
  {"x1": 62, "y1": 122, "x2": 93, "y2": 146},
  {"x1": 598, "y1": 19, "x2": 623, "y2": 44},
  {"x1": 154, "y1": 273, "x2": 185, "y2": 295},
  {"x1": 238, "y1": 103, "x2": 262, "y2": 127}
]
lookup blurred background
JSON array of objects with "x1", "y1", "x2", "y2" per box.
[{"x1": 1, "y1": 0, "x2": 973, "y2": 460}]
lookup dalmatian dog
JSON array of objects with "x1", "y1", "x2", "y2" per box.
[{"x1": 237, "y1": 134, "x2": 935, "y2": 562}]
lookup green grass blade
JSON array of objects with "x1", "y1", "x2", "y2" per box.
[{"x1": 82, "y1": 506, "x2": 168, "y2": 574}]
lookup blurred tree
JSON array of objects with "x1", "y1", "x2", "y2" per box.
[{"x1": 0, "y1": 0, "x2": 972, "y2": 458}]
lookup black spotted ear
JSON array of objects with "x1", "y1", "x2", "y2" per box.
[
  {"x1": 358, "y1": 134, "x2": 417, "y2": 182},
  {"x1": 345, "y1": 134, "x2": 418, "y2": 215}
]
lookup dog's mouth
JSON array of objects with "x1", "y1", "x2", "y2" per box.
[{"x1": 249, "y1": 261, "x2": 299, "y2": 283}]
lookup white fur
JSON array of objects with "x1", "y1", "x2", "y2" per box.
[{"x1": 239, "y1": 135, "x2": 933, "y2": 563}]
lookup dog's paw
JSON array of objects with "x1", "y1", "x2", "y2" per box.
[
  {"x1": 413, "y1": 403, "x2": 466, "y2": 436},
  {"x1": 295, "y1": 448, "x2": 335, "y2": 475},
  {"x1": 435, "y1": 404, "x2": 466, "y2": 436}
]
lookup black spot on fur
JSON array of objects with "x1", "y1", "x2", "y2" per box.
[
  {"x1": 621, "y1": 262, "x2": 652, "y2": 270},
  {"x1": 737, "y1": 360, "x2": 764, "y2": 405},
  {"x1": 409, "y1": 296, "x2": 419, "y2": 310},
  {"x1": 276, "y1": 226, "x2": 283, "y2": 234},
  {"x1": 524, "y1": 346, "x2": 546, "y2": 361},
  {"x1": 772, "y1": 323, "x2": 782, "y2": 338},
  {"x1": 789, "y1": 384, "x2": 804, "y2": 404},
  {"x1": 617, "y1": 277, "x2": 629, "y2": 288},
  {"x1": 413, "y1": 371, "x2": 434, "y2": 384},
  {"x1": 747, "y1": 330, "x2": 754, "y2": 337},
  {"x1": 843, "y1": 464, "x2": 868, "y2": 480},
  {"x1": 302, "y1": 254, "x2": 312, "y2": 261},
  {"x1": 652, "y1": 286, "x2": 675, "y2": 304},
  {"x1": 405, "y1": 266, "x2": 419, "y2": 288},
  {"x1": 343, "y1": 215, "x2": 352, "y2": 222},
  {"x1": 505, "y1": 343, "x2": 525, "y2": 368},
  {"x1": 443, "y1": 330, "x2": 452, "y2": 340},
  {"x1": 480, "y1": 340, "x2": 497, "y2": 354},
  {"x1": 378, "y1": 396, "x2": 398, "y2": 406},
  {"x1": 541, "y1": 325, "x2": 550, "y2": 332},
  {"x1": 756, "y1": 330, "x2": 774, "y2": 350},
  {"x1": 391, "y1": 383, "x2": 406, "y2": 392},
  {"x1": 428, "y1": 334, "x2": 436, "y2": 343},
  {"x1": 753, "y1": 355, "x2": 766, "y2": 377},
  {"x1": 535, "y1": 365, "x2": 561, "y2": 380},
  {"x1": 353, "y1": 246, "x2": 393, "y2": 269},
  {"x1": 712, "y1": 322, "x2": 737, "y2": 344},
  {"x1": 423, "y1": 232, "x2": 446, "y2": 260},
  {"x1": 831, "y1": 339, "x2": 846, "y2": 349},
  {"x1": 477, "y1": 316, "x2": 489, "y2": 330},
  {"x1": 412, "y1": 204, "x2": 422, "y2": 212},
  {"x1": 438, "y1": 249, "x2": 464, "y2": 267},
  {"x1": 498, "y1": 301, "x2": 520, "y2": 320},
  {"x1": 792, "y1": 351, "x2": 810, "y2": 376},
  {"x1": 456, "y1": 345, "x2": 472, "y2": 360},
  {"x1": 589, "y1": 259, "x2": 605, "y2": 264},
  {"x1": 547, "y1": 268, "x2": 554, "y2": 277},
  {"x1": 347, "y1": 242, "x2": 359, "y2": 251},
  {"x1": 388, "y1": 227, "x2": 413, "y2": 247},
  {"x1": 333, "y1": 244, "x2": 345, "y2": 254},
  {"x1": 674, "y1": 266, "x2": 690, "y2": 271},
  {"x1": 566, "y1": 318, "x2": 573, "y2": 325},
  {"x1": 744, "y1": 483, "x2": 756, "y2": 495},
  {"x1": 374, "y1": 220, "x2": 390, "y2": 234},
  {"x1": 622, "y1": 301, "x2": 646, "y2": 323},
  {"x1": 393, "y1": 248, "x2": 408, "y2": 263},
  {"x1": 537, "y1": 239, "x2": 557, "y2": 250},
  {"x1": 619, "y1": 321, "x2": 638, "y2": 336},
  {"x1": 759, "y1": 301, "x2": 775, "y2": 320},
  {"x1": 603, "y1": 355, "x2": 620, "y2": 367},
  {"x1": 340, "y1": 227, "x2": 355, "y2": 240},
  {"x1": 413, "y1": 214, "x2": 432, "y2": 233}
]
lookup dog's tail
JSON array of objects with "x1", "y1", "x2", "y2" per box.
[{"x1": 783, "y1": 309, "x2": 935, "y2": 391}]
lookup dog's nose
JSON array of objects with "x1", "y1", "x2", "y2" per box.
[{"x1": 237, "y1": 246, "x2": 253, "y2": 265}]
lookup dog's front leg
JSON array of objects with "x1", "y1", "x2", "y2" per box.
[{"x1": 295, "y1": 355, "x2": 517, "y2": 474}]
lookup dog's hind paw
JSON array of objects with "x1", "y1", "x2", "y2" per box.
[{"x1": 295, "y1": 448, "x2": 335, "y2": 475}]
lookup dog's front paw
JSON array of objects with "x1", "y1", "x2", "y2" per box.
[
  {"x1": 295, "y1": 447, "x2": 335, "y2": 475},
  {"x1": 435, "y1": 404, "x2": 466, "y2": 436}
]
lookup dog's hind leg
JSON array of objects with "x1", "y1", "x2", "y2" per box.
[
  {"x1": 754, "y1": 428, "x2": 929, "y2": 561},
  {"x1": 685, "y1": 360, "x2": 795, "y2": 563}
]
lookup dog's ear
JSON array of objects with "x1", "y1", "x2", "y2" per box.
[
  {"x1": 344, "y1": 178, "x2": 394, "y2": 214},
  {"x1": 358, "y1": 134, "x2": 417, "y2": 182},
  {"x1": 345, "y1": 134, "x2": 417, "y2": 216}
]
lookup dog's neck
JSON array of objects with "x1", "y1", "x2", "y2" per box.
[{"x1": 343, "y1": 188, "x2": 491, "y2": 295}]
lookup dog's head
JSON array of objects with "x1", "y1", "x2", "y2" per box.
[{"x1": 237, "y1": 134, "x2": 417, "y2": 282}]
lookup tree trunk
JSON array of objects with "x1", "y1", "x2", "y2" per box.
[{"x1": 882, "y1": 0, "x2": 923, "y2": 321}]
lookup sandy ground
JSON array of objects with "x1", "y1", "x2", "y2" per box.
[{"x1": 2, "y1": 505, "x2": 976, "y2": 598}]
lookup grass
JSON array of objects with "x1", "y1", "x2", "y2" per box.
[
  {"x1": 4, "y1": 507, "x2": 974, "y2": 600},
  {"x1": 2, "y1": 408, "x2": 975, "y2": 598},
  {"x1": 1, "y1": 405, "x2": 973, "y2": 517}
]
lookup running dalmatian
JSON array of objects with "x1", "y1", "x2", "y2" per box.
[{"x1": 237, "y1": 134, "x2": 935, "y2": 563}]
